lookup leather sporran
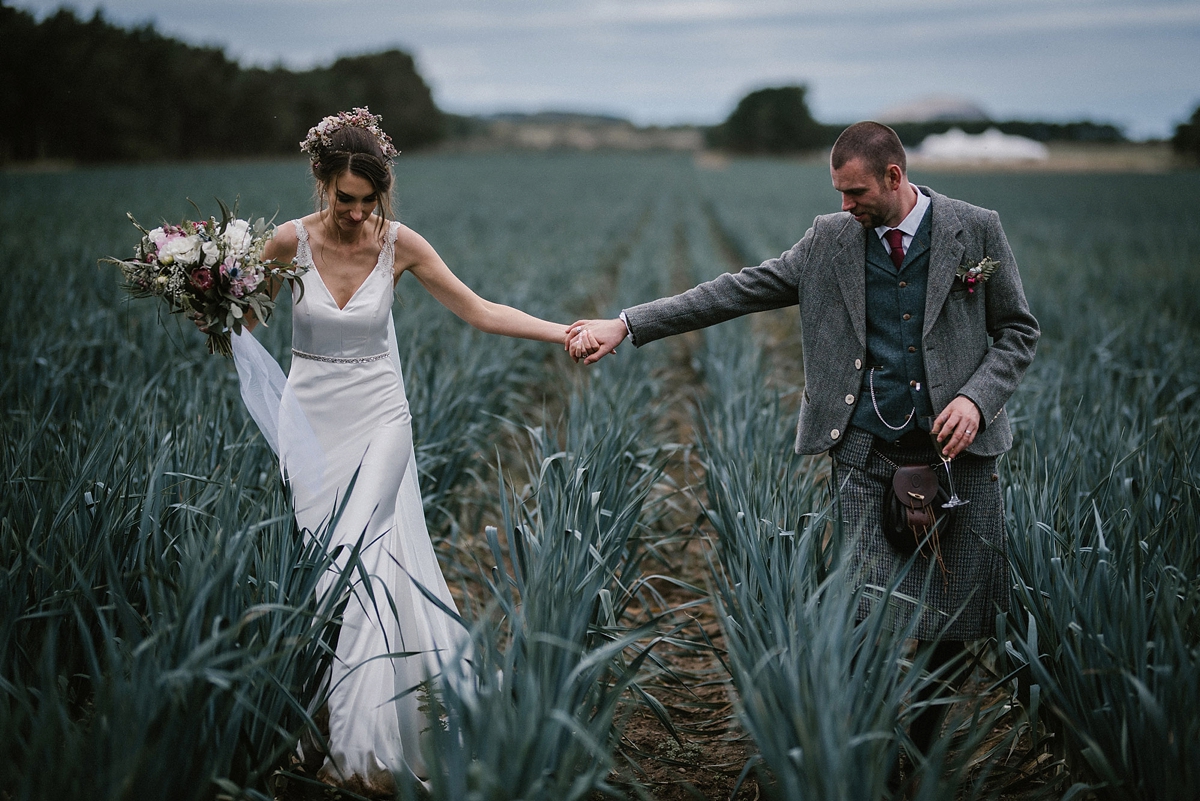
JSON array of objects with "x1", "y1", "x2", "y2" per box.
[{"x1": 881, "y1": 464, "x2": 953, "y2": 557}]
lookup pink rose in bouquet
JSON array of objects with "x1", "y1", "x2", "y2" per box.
[{"x1": 190, "y1": 267, "x2": 214, "y2": 290}]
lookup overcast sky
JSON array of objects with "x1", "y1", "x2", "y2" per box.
[{"x1": 14, "y1": 0, "x2": 1200, "y2": 139}]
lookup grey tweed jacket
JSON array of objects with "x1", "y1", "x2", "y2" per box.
[{"x1": 623, "y1": 187, "x2": 1039, "y2": 457}]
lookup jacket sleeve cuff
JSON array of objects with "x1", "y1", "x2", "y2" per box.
[
  {"x1": 618, "y1": 311, "x2": 635, "y2": 346},
  {"x1": 957, "y1": 392, "x2": 990, "y2": 431}
]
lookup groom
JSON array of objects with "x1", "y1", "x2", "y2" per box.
[{"x1": 570, "y1": 121, "x2": 1039, "y2": 755}]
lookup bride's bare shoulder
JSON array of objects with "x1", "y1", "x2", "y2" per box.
[
  {"x1": 393, "y1": 222, "x2": 437, "y2": 265},
  {"x1": 264, "y1": 217, "x2": 302, "y2": 261}
]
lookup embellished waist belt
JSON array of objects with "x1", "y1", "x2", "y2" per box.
[{"x1": 291, "y1": 348, "x2": 389, "y2": 364}]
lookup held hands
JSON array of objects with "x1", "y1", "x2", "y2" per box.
[
  {"x1": 564, "y1": 318, "x2": 628, "y2": 365},
  {"x1": 931, "y1": 396, "x2": 982, "y2": 459},
  {"x1": 564, "y1": 324, "x2": 600, "y2": 362}
]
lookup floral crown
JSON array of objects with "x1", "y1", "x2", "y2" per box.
[{"x1": 299, "y1": 107, "x2": 399, "y2": 166}]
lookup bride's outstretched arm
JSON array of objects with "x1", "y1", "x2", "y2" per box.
[{"x1": 398, "y1": 225, "x2": 591, "y2": 350}]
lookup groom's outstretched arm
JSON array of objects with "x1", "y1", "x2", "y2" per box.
[{"x1": 568, "y1": 235, "x2": 811, "y2": 365}]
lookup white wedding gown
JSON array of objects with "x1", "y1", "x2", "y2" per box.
[{"x1": 233, "y1": 218, "x2": 465, "y2": 791}]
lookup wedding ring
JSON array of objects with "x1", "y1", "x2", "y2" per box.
[{"x1": 965, "y1": 429, "x2": 972, "y2": 434}]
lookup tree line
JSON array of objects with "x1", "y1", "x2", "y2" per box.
[
  {"x1": 1174, "y1": 106, "x2": 1200, "y2": 163},
  {"x1": 0, "y1": 5, "x2": 445, "y2": 163},
  {"x1": 706, "y1": 85, "x2": 1130, "y2": 155}
]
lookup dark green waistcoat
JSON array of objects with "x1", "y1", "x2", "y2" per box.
[{"x1": 850, "y1": 208, "x2": 934, "y2": 440}]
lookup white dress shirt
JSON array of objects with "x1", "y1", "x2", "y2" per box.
[{"x1": 874, "y1": 185, "x2": 930, "y2": 256}]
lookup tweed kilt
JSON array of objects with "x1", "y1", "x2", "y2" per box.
[{"x1": 830, "y1": 426, "x2": 1009, "y2": 641}]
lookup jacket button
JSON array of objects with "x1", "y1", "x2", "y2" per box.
[
  {"x1": 854, "y1": 358, "x2": 862, "y2": 370},
  {"x1": 845, "y1": 394, "x2": 855, "y2": 405},
  {"x1": 991, "y1": 473, "x2": 999, "y2": 482},
  {"x1": 831, "y1": 429, "x2": 840, "y2": 440},
  {"x1": 902, "y1": 313, "x2": 912, "y2": 321}
]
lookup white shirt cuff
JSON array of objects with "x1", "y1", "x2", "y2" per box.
[{"x1": 618, "y1": 311, "x2": 633, "y2": 343}]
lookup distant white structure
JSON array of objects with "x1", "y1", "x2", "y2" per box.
[{"x1": 916, "y1": 127, "x2": 1049, "y2": 162}]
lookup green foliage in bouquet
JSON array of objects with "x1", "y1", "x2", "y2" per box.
[{"x1": 101, "y1": 199, "x2": 307, "y2": 356}]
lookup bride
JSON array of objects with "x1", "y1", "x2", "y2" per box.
[{"x1": 218, "y1": 109, "x2": 596, "y2": 793}]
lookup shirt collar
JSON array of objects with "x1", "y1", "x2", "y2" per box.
[{"x1": 874, "y1": 185, "x2": 930, "y2": 240}]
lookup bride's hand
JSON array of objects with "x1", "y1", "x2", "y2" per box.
[
  {"x1": 191, "y1": 308, "x2": 257, "y2": 334},
  {"x1": 567, "y1": 327, "x2": 600, "y2": 362},
  {"x1": 568, "y1": 331, "x2": 597, "y2": 361},
  {"x1": 188, "y1": 311, "x2": 211, "y2": 333}
]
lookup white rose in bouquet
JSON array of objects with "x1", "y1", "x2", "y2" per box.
[
  {"x1": 201, "y1": 240, "x2": 220, "y2": 266},
  {"x1": 159, "y1": 234, "x2": 202, "y2": 265},
  {"x1": 221, "y1": 219, "x2": 253, "y2": 255},
  {"x1": 148, "y1": 227, "x2": 169, "y2": 250}
]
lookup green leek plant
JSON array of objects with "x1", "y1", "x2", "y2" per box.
[
  {"x1": 0, "y1": 396, "x2": 360, "y2": 800},
  {"x1": 402, "y1": 387, "x2": 670, "y2": 801},
  {"x1": 1003, "y1": 330, "x2": 1200, "y2": 799}
]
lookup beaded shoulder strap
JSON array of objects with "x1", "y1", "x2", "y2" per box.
[
  {"x1": 377, "y1": 220, "x2": 400, "y2": 275},
  {"x1": 291, "y1": 219, "x2": 314, "y2": 266}
]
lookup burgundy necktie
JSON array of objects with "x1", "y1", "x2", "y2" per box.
[{"x1": 884, "y1": 228, "x2": 905, "y2": 270}]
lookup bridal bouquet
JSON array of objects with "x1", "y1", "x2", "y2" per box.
[{"x1": 104, "y1": 201, "x2": 307, "y2": 356}]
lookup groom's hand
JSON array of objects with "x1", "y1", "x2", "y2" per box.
[
  {"x1": 931, "y1": 396, "x2": 982, "y2": 459},
  {"x1": 565, "y1": 318, "x2": 628, "y2": 365}
]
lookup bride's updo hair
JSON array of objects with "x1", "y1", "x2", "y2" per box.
[{"x1": 310, "y1": 124, "x2": 395, "y2": 228}]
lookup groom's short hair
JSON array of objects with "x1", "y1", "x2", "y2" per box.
[{"x1": 831, "y1": 122, "x2": 907, "y2": 180}]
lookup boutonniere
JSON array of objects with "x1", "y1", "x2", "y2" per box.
[{"x1": 955, "y1": 257, "x2": 1000, "y2": 294}]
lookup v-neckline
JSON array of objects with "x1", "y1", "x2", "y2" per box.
[
  {"x1": 300, "y1": 221, "x2": 389, "y2": 311},
  {"x1": 311, "y1": 259, "x2": 378, "y2": 312}
]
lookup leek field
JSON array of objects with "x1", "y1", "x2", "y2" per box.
[{"x1": 2, "y1": 153, "x2": 1198, "y2": 801}]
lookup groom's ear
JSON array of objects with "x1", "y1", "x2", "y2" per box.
[{"x1": 883, "y1": 163, "x2": 904, "y2": 190}]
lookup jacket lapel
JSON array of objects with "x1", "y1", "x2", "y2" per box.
[
  {"x1": 832, "y1": 217, "x2": 867, "y2": 349},
  {"x1": 902, "y1": 216, "x2": 931, "y2": 268},
  {"x1": 924, "y1": 188, "x2": 965, "y2": 337}
]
